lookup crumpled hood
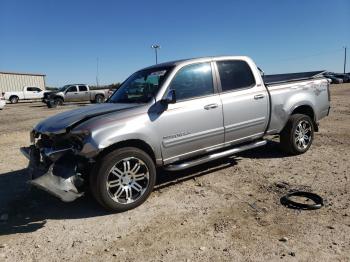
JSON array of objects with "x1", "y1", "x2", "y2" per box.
[
  {"x1": 43, "y1": 90, "x2": 60, "y2": 97},
  {"x1": 34, "y1": 103, "x2": 140, "y2": 134}
]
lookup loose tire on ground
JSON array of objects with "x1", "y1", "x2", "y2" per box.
[
  {"x1": 10, "y1": 96, "x2": 19, "y2": 104},
  {"x1": 280, "y1": 114, "x2": 314, "y2": 155},
  {"x1": 91, "y1": 147, "x2": 156, "y2": 212},
  {"x1": 280, "y1": 191, "x2": 323, "y2": 210}
]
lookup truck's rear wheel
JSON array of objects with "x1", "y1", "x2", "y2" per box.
[
  {"x1": 10, "y1": 96, "x2": 19, "y2": 104},
  {"x1": 91, "y1": 147, "x2": 156, "y2": 212},
  {"x1": 280, "y1": 114, "x2": 314, "y2": 155},
  {"x1": 95, "y1": 94, "x2": 104, "y2": 103}
]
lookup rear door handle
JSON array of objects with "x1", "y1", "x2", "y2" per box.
[
  {"x1": 204, "y1": 103, "x2": 219, "y2": 110},
  {"x1": 254, "y1": 94, "x2": 265, "y2": 100}
]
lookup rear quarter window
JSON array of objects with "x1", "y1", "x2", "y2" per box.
[{"x1": 216, "y1": 60, "x2": 256, "y2": 92}]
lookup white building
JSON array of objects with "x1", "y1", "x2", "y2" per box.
[{"x1": 0, "y1": 71, "x2": 46, "y2": 93}]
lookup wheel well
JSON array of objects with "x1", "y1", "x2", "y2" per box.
[
  {"x1": 96, "y1": 139, "x2": 156, "y2": 163},
  {"x1": 291, "y1": 105, "x2": 318, "y2": 131},
  {"x1": 95, "y1": 94, "x2": 104, "y2": 98},
  {"x1": 9, "y1": 95, "x2": 19, "y2": 99}
]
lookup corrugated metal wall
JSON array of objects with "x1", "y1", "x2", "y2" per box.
[{"x1": 0, "y1": 73, "x2": 46, "y2": 93}]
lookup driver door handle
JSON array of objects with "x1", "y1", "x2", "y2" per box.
[
  {"x1": 254, "y1": 94, "x2": 265, "y2": 100},
  {"x1": 204, "y1": 103, "x2": 219, "y2": 110}
]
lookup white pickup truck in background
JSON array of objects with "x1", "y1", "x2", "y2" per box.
[
  {"x1": 3, "y1": 86, "x2": 47, "y2": 103},
  {"x1": 0, "y1": 95, "x2": 5, "y2": 110}
]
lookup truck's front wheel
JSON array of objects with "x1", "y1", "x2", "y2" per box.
[
  {"x1": 91, "y1": 147, "x2": 156, "y2": 212},
  {"x1": 47, "y1": 97, "x2": 63, "y2": 108},
  {"x1": 280, "y1": 114, "x2": 314, "y2": 155}
]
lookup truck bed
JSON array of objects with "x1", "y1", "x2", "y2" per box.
[
  {"x1": 264, "y1": 77, "x2": 330, "y2": 135},
  {"x1": 263, "y1": 70, "x2": 326, "y2": 86}
]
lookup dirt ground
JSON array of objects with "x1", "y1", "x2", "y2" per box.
[{"x1": 0, "y1": 85, "x2": 349, "y2": 262}]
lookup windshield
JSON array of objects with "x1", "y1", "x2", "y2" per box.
[
  {"x1": 109, "y1": 66, "x2": 173, "y2": 103},
  {"x1": 57, "y1": 85, "x2": 71, "y2": 91}
]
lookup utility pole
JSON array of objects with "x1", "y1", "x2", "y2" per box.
[
  {"x1": 344, "y1": 46, "x2": 347, "y2": 74},
  {"x1": 151, "y1": 44, "x2": 161, "y2": 64},
  {"x1": 96, "y1": 57, "x2": 99, "y2": 88}
]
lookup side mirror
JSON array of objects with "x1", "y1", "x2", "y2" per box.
[{"x1": 162, "y1": 89, "x2": 176, "y2": 104}]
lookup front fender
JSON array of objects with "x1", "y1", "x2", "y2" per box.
[{"x1": 75, "y1": 108, "x2": 162, "y2": 163}]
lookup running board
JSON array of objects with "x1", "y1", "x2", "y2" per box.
[{"x1": 164, "y1": 140, "x2": 267, "y2": 171}]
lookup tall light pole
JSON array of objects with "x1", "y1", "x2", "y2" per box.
[
  {"x1": 151, "y1": 44, "x2": 161, "y2": 64},
  {"x1": 344, "y1": 46, "x2": 347, "y2": 74},
  {"x1": 96, "y1": 57, "x2": 100, "y2": 88}
]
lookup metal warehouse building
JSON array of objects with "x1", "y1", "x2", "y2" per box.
[{"x1": 0, "y1": 71, "x2": 46, "y2": 93}]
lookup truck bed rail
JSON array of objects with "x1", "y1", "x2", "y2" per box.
[{"x1": 263, "y1": 70, "x2": 326, "y2": 86}]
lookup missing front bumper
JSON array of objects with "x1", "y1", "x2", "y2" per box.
[
  {"x1": 20, "y1": 146, "x2": 84, "y2": 202},
  {"x1": 30, "y1": 165, "x2": 83, "y2": 202}
]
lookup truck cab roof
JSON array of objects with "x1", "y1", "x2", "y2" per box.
[{"x1": 143, "y1": 56, "x2": 251, "y2": 70}]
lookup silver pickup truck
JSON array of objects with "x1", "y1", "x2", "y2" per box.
[
  {"x1": 21, "y1": 56, "x2": 330, "y2": 212},
  {"x1": 43, "y1": 84, "x2": 108, "y2": 108}
]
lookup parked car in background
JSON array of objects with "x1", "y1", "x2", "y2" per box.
[
  {"x1": 0, "y1": 95, "x2": 6, "y2": 110},
  {"x1": 333, "y1": 73, "x2": 350, "y2": 83},
  {"x1": 3, "y1": 86, "x2": 47, "y2": 103},
  {"x1": 43, "y1": 84, "x2": 109, "y2": 108},
  {"x1": 323, "y1": 73, "x2": 343, "y2": 84},
  {"x1": 21, "y1": 56, "x2": 331, "y2": 212}
]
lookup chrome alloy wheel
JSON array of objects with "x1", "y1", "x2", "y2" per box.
[
  {"x1": 106, "y1": 157, "x2": 149, "y2": 204},
  {"x1": 294, "y1": 120, "x2": 312, "y2": 150}
]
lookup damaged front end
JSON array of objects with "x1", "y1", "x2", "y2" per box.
[{"x1": 21, "y1": 130, "x2": 91, "y2": 202}]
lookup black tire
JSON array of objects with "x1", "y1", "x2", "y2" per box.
[
  {"x1": 280, "y1": 114, "x2": 314, "y2": 155},
  {"x1": 54, "y1": 97, "x2": 63, "y2": 106},
  {"x1": 91, "y1": 147, "x2": 156, "y2": 212},
  {"x1": 10, "y1": 96, "x2": 19, "y2": 104},
  {"x1": 47, "y1": 97, "x2": 63, "y2": 108},
  {"x1": 47, "y1": 101, "x2": 54, "y2": 108},
  {"x1": 94, "y1": 94, "x2": 104, "y2": 103},
  {"x1": 280, "y1": 191, "x2": 323, "y2": 210}
]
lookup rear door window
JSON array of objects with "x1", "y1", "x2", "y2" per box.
[
  {"x1": 79, "y1": 85, "x2": 88, "y2": 92},
  {"x1": 216, "y1": 60, "x2": 256, "y2": 92},
  {"x1": 168, "y1": 63, "x2": 214, "y2": 101}
]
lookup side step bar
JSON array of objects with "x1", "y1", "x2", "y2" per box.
[{"x1": 164, "y1": 140, "x2": 267, "y2": 171}]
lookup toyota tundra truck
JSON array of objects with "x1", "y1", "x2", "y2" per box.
[{"x1": 20, "y1": 56, "x2": 330, "y2": 212}]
